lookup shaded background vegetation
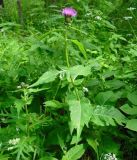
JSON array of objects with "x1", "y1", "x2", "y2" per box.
[{"x1": 0, "y1": 0, "x2": 137, "y2": 160}]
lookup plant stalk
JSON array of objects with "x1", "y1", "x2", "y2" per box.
[{"x1": 65, "y1": 26, "x2": 80, "y2": 100}]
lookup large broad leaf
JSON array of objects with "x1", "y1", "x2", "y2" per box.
[
  {"x1": 66, "y1": 65, "x2": 91, "y2": 81},
  {"x1": 105, "y1": 80, "x2": 125, "y2": 90},
  {"x1": 120, "y1": 104, "x2": 137, "y2": 115},
  {"x1": 29, "y1": 70, "x2": 59, "y2": 87},
  {"x1": 127, "y1": 92, "x2": 137, "y2": 105},
  {"x1": 95, "y1": 91, "x2": 114, "y2": 105},
  {"x1": 91, "y1": 105, "x2": 126, "y2": 126},
  {"x1": 62, "y1": 144, "x2": 85, "y2": 160},
  {"x1": 68, "y1": 97, "x2": 92, "y2": 141},
  {"x1": 126, "y1": 119, "x2": 137, "y2": 132}
]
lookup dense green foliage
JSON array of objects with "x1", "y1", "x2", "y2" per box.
[{"x1": 0, "y1": 0, "x2": 137, "y2": 160}]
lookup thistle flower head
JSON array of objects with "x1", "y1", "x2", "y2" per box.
[{"x1": 62, "y1": 7, "x2": 77, "y2": 17}]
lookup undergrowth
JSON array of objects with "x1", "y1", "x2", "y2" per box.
[{"x1": 0, "y1": 0, "x2": 137, "y2": 160}]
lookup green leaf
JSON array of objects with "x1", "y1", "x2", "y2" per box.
[
  {"x1": 126, "y1": 119, "x2": 137, "y2": 132},
  {"x1": 28, "y1": 87, "x2": 49, "y2": 93},
  {"x1": 120, "y1": 104, "x2": 137, "y2": 115},
  {"x1": 0, "y1": 154, "x2": 9, "y2": 160},
  {"x1": 106, "y1": 80, "x2": 125, "y2": 90},
  {"x1": 13, "y1": 137, "x2": 35, "y2": 160},
  {"x1": 99, "y1": 136, "x2": 120, "y2": 155},
  {"x1": 102, "y1": 71, "x2": 115, "y2": 79},
  {"x1": 62, "y1": 144, "x2": 85, "y2": 160},
  {"x1": 14, "y1": 99, "x2": 25, "y2": 116},
  {"x1": 70, "y1": 135, "x2": 82, "y2": 145},
  {"x1": 95, "y1": 91, "x2": 114, "y2": 105},
  {"x1": 87, "y1": 137, "x2": 99, "y2": 159},
  {"x1": 127, "y1": 92, "x2": 137, "y2": 105},
  {"x1": 66, "y1": 65, "x2": 91, "y2": 81},
  {"x1": 46, "y1": 126, "x2": 67, "y2": 146},
  {"x1": 57, "y1": 134, "x2": 65, "y2": 151},
  {"x1": 91, "y1": 105, "x2": 126, "y2": 126},
  {"x1": 71, "y1": 40, "x2": 87, "y2": 60},
  {"x1": 29, "y1": 70, "x2": 59, "y2": 87},
  {"x1": 103, "y1": 20, "x2": 116, "y2": 30},
  {"x1": 40, "y1": 155, "x2": 57, "y2": 160},
  {"x1": 45, "y1": 100, "x2": 64, "y2": 109},
  {"x1": 68, "y1": 97, "x2": 92, "y2": 141}
]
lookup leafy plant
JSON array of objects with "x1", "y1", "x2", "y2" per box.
[{"x1": 0, "y1": 0, "x2": 137, "y2": 160}]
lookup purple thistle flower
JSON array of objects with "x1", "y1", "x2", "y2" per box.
[{"x1": 62, "y1": 7, "x2": 77, "y2": 17}]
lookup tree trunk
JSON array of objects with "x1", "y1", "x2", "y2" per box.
[
  {"x1": 17, "y1": 0, "x2": 24, "y2": 25},
  {"x1": 0, "y1": 0, "x2": 4, "y2": 8}
]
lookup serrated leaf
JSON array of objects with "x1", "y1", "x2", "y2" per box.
[
  {"x1": 95, "y1": 91, "x2": 114, "y2": 105},
  {"x1": 71, "y1": 40, "x2": 87, "y2": 60},
  {"x1": 62, "y1": 144, "x2": 85, "y2": 160},
  {"x1": 30, "y1": 70, "x2": 59, "y2": 87},
  {"x1": 127, "y1": 92, "x2": 137, "y2": 105},
  {"x1": 126, "y1": 119, "x2": 137, "y2": 132},
  {"x1": 14, "y1": 99, "x2": 25, "y2": 116},
  {"x1": 91, "y1": 105, "x2": 126, "y2": 126},
  {"x1": 120, "y1": 104, "x2": 137, "y2": 115},
  {"x1": 68, "y1": 97, "x2": 92, "y2": 141},
  {"x1": 13, "y1": 137, "x2": 35, "y2": 160}
]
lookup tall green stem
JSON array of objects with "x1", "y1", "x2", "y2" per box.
[
  {"x1": 23, "y1": 89, "x2": 29, "y2": 114},
  {"x1": 127, "y1": 19, "x2": 137, "y2": 39},
  {"x1": 65, "y1": 26, "x2": 80, "y2": 100},
  {"x1": 23, "y1": 89, "x2": 29, "y2": 136},
  {"x1": 65, "y1": 28, "x2": 70, "y2": 67}
]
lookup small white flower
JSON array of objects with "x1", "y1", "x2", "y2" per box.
[
  {"x1": 1, "y1": 118, "x2": 6, "y2": 121},
  {"x1": 59, "y1": 71, "x2": 65, "y2": 80},
  {"x1": 100, "y1": 153, "x2": 118, "y2": 160},
  {"x1": 0, "y1": 142, "x2": 2, "y2": 148},
  {"x1": 16, "y1": 127, "x2": 20, "y2": 132},
  {"x1": 8, "y1": 138, "x2": 20, "y2": 145},
  {"x1": 95, "y1": 16, "x2": 102, "y2": 20},
  {"x1": 123, "y1": 16, "x2": 133, "y2": 20},
  {"x1": 7, "y1": 146, "x2": 14, "y2": 151},
  {"x1": 127, "y1": 33, "x2": 132, "y2": 36},
  {"x1": 127, "y1": 7, "x2": 136, "y2": 11},
  {"x1": 17, "y1": 85, "x2": 21, "y2": 89},
  {"x1": 1, "y1": 29, "x2": 4, "y2": 32},
  {"x1": 83, "y1": 87, "x2": 89, "y2": 93}
]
